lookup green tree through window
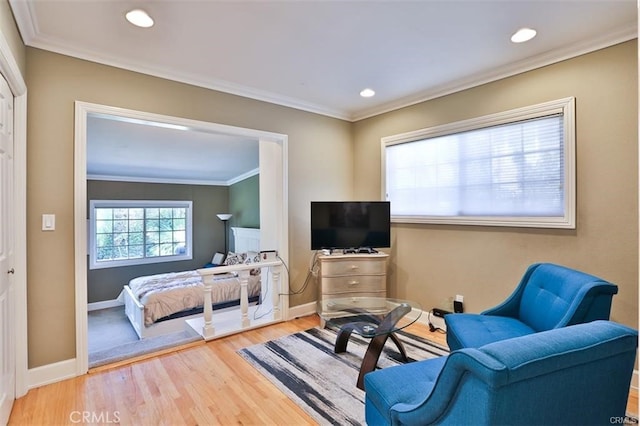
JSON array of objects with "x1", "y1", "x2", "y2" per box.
[{"x1": 90, "y1": 200, "x2": 192, "y2": 269}]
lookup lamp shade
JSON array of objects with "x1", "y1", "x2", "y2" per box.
[{"x1": 217, "y1": 213, "x2": 232, "y2": 221}]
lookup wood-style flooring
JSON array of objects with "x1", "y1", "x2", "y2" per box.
[{"x1": 8, "y1": 315, "x2": 639, "y2": 425}]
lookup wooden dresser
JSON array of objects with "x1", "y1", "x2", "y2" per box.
[{"x1": 316, "y1": 252, "x2": 389, "y2": 318}]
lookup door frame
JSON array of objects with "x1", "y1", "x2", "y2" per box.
[
  {"x1": 74, "y1": 102, "x2": 288, "y2": 374},
  {"x1": 0, "y1": 32, "x2": 28, "y2": 398}
]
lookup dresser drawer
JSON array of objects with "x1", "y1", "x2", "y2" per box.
[
  {"x1": 320, "y1": 258, "x2": 386, "y2": 276},
  {"x1": 321, "y1": 275, "x2": 386, "y2": 294},
  {"x1": 316, "y1": 253, "x2": 389, "y2": 318},
  {"x1": 317, "y1": 291, "x2": 388, "y2": 315}
]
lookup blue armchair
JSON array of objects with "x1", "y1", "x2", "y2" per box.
[
  {"x1": 444, "y1": 263, "x2": 618, "y2": 351},
  {"x1": 364, "y1": 320, "x2": 637, "y2": 425}
]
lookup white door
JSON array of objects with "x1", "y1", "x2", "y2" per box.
[{"x1": 0, "y1": 73, "x2": 15, "y2": 425}]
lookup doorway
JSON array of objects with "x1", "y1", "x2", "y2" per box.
[
  {"x1": 0, "y1": 68, "x2": 15, "y2": 426},
  {"x1": 0, "y1": 35, "x2": 28, "y2": 421},
  {"x1": 74, "y1": 102, "x2": 288, "y2": 374}
]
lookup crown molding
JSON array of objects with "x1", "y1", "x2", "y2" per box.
[
  {"x1": 11, "y1": 0, "x2": 637, "y2": 123},
  {"x1": 352, "y1": 23, "x2": 638, "y2": 121}
]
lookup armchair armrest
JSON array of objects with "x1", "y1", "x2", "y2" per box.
[{"x1": 390, "y1": 350, "x2": 506, "y2": 425}]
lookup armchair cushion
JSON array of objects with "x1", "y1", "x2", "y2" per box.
[
  {"x1": 365, "y1": 320, "x2": 637, "y2": 426},
  {"x1": 445, "y1": 314, "x2": 535, "y2": 351},
  {"x1": 445, "y1": 263, "x2": 618, "y2": 350}
]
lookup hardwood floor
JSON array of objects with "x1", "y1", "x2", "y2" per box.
[{"x1": 8, "y1": 315, "x2": 639, "y2": 425}]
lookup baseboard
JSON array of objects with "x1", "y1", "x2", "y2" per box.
[
  {"x1": 27, "y1": 304, "x2": 639, "y2": 399},
  {"x1": 420, "y1": 309, "x2": 447, "y2": 332},
  {"x1": 288, "y1": 301, "x2": 316, "y2": 319},
  {"x1": 27, "y1": 358, "x2": 77, "y2": 390},
  {"x1": 88, "y1": 299, "x2": 123, "y2": 311}
]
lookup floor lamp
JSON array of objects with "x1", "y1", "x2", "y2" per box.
[{"x1": 217, "y1": 213, "x2": 232, "y2": 254}]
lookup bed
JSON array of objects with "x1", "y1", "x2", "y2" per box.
[{"x1": 122, "y1": 227, "x2": 261, "y2": 339}]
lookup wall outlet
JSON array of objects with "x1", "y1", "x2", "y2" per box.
[
  {"x1": 454, "y1": 294, "x2": 464, "y2": 313},
  {"x1": 260, "y1": 250, "x2": 277, "y2": 261}
]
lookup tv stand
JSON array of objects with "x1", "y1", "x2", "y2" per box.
[{"x1": 316, "y1": 252, "x2": 388, "y2": 323}]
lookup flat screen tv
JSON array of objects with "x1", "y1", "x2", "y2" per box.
[{"x1": 311, "y1": 201, "x2": 391, "y2": 252}]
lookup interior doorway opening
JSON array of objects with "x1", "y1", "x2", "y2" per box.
[{"x1": 74, "y1": 102, "x2": 288, "y2": 374}]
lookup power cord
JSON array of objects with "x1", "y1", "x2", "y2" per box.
[
  {"x1": 277, "y1": 251, "x2": 317, "y2": 296},
  {"x1": 252, "y1": 266, "x2": 273, "y2": 320},
  {"x1": 427, "y1": 310, "x2": 446, "y2": 334}
]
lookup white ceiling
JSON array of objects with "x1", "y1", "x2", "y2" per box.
[
  {"x1": 9, "y1": 0, "x2": 637, "y2": 183},
  {"x1": 86, "y1": 114, "x2": 259, "y2": 185}
]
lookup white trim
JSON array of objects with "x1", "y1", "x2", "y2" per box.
[
  {"x1": 9, "y1": 0, "x2": 635, "y2": 122},
  {"x1": 75, "y1": 102, "x2": 289, "y2": 377},
  {"x1": 87, "y1": 167, "x2": 260, "y2": 187},
  {"x1": 227, "y1": 168, "x2": 260, "y2": 186},
  {"x1": 288, "y1": 301, "x2": 316, "y2": 320},
  {"x1": 88, "y1": 199, "x2": 193, "y2": 270},
  {"x1": 381, "y1": 97, "x2": 576, "y2": 229},
  {"x1": 26, "y1": 359, "x2": 77, "y2": 390},
  {"x1": 86, "y1": 174, "x2": 230, "y2": 187},
  {"x1": 353, "y1": 24, "x2": 637, "y2": 121},
  {"x1": 0, "y1": 24, "x2": 28, "y2": 400},
  {"x1": 87, "y1": 299, "x2": 123, "y2": 312}
]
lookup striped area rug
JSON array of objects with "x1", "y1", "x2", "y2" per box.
[{"x1": 238, "y1": 326, "x2": 449, "y2": 425}]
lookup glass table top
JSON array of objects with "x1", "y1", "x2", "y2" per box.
[{"x1": 320, "y1": 297, "x2": 422, "y2": 338}]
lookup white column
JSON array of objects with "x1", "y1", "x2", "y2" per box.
[
  {"x1": 271, "y1": 265, "x2": 282, "y2": 320},
  {"x1": 238, "y1": 269, "x2": 250, "y2": 327},
  {"x1": 201, "y1": 275, "x2": 215, "y2": 338}
]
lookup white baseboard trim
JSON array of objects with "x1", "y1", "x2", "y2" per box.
[
  {"x1": 288, "y1": 301, "x2": 316, "y2": 319},
  {"x1": 419, "y1": 309, "x2": 447, "y2": 332},
  {"x1": 88, "y1": 298, "x2": 123, "y2": 311},
  {"x1": 27, "y1": 358, "x2": 77, "y2": 390},
  {"x1": 26, "y1": 304, "x2": 640, "y2": 399},
  {"x1": 29, "y1": 304, "x2": 317, "y2": 389}
]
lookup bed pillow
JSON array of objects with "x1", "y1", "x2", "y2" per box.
[
  {"x1": 223, "y1": 251, "x2": 246, "y2": 266},
  {"x1": 244, "y1": 251, "x2": 262, "y2": 275},
  {"x1": 211, "y1": 252, "x2": 225, "y2": 265}
]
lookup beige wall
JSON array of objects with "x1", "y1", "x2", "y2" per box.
[
  {"x1": 26, "y1": 48, "x2": 353, "y2": 367},
  {"x1": 353, "y1": 40, "x2": 638, "y2": 330},
  {"x1": 19, "y1": 34, "x2": 640, "y2": 368}
]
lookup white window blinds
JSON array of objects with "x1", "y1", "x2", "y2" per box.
[{"x1": 382, "y1": 98, "x2": 575, "y2": 228}]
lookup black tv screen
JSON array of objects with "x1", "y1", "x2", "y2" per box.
[{"x1": 311, "y1": 201, "x2": 391, "y2": 250}]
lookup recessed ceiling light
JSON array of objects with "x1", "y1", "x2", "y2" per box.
[
  {"x1": 125, "y1": 9, "x2": 154, "y2": 28},
  {"x1": 360, "y1": 88, "x2": 376, "y2": 98},
  {"x1": 511, "y1": 27, "x2": 537, "y2": 43}
]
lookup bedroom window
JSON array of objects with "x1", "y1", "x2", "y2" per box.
[
  {"x1": 381, "y1": 97, "x2": 575, "y2": 229},
  {"x1": 89, "y1": 200, "x2": 193, "y2": 269}
]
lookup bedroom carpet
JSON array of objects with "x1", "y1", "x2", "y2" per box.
[
  {"x1": 88, "y1": 306, "x2": 201, "y2": 368},
  {"x1": 238, "y1": 326, "x2": 449, "y2": 426}
]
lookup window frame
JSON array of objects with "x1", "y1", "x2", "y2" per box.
[
  {"x1": 381, "y1": 97, "x2": 576, "y2": 229},
  {"x1": 89, "y1": 199, "x2": 193, "y2": 270}
]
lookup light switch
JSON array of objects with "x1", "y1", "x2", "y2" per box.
[{"x1": 42, "y1": 214, "x2": 55, "y2": 231}]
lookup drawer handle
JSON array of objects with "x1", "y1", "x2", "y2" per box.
[
  {"x1": 349, "y1": 265, "x2": 359, "y2": 270},
  {"x1": 347, "y1": 280, "x2": 359, "y2": 286}
]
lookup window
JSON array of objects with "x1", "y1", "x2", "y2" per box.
[
  {"x1": 382, "y1": 97, "x2": 575, "y2": 228},
  {"x1": 89, "y1": 200, "x2": 193, "y2": 269}
]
